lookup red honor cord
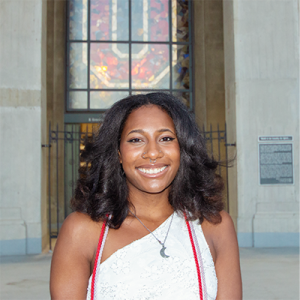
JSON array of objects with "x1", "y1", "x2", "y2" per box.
[
  {"x1": 91, "y1": 218, "x2": 107, "y2": 300},
  {"x1": 184, "y1": 212, "x2": 204, "y2": 300}
]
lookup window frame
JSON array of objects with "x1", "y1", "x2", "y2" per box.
[{"x1": 65, "y1": 0, "x2": 194, "y2": 122}]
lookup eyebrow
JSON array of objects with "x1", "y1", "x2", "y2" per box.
[
  {"x1": 158, "y1": 128, "x2": 175, "y2": 134},
  {"x1": 127, "y1": 128, "x2": 175, "y2": 136}
]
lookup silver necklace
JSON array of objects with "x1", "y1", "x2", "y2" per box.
[{"x1": 130, "y1": 210, "x2": 174, "y2": 258}]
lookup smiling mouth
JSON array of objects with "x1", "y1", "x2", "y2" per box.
[{"x1": 137, "y1": 166, "x2": 167, "y2": 175}]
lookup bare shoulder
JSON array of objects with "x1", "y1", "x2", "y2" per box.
[
  {"x1": 56, "y1": 211, "x2": 102, "y2": 258},
  {"x1": 201, "y1": 211, "x2": 238, "y2": 262},
  {"x1": 202, "y1": 211, "x2": 242, "y2": 299},
  {"x1": 212, "y1": 210, "x2": 235, "y2": 230},
  {"x1": 60, "y1": 211, "x2": 98, "y2": 235},
  {"x1": 212, "y1": 211, "x2": 236, "y2": 241},
  {"x1": 50, "y1": 212, "x2": 103, "y2": 299},
  {"x1": 62, "y1": 211, "x2": 97, "y2": 228}
]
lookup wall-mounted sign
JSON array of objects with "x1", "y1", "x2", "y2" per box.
[{"x1": 258, "y1": 136, "x2": 293, "y2": 185}]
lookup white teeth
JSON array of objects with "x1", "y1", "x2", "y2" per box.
[{"x1": 138, "y1": 166, "x2": 167, "y2": 174}]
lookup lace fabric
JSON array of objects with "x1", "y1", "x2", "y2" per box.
[{"x1": 87, "y1": 213, "x2": 217, "y2": 300}]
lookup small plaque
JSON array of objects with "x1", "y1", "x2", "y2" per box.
[
  {"x1": 259, "y1": 143, "x2": 293, "y2": 185},
  {"x1": 258, "y1": 136, "x2": 293, "y2": 142},
  {"x1": 64, "y1": 113, "x2": 105, "y2": 124}
]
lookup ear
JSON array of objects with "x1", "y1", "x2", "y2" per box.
[{"x1": 118, "y1": 150, "x2": 122, "y2": 164}]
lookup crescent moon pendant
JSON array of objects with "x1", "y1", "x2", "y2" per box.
[{"x1": 160, "y1": 246, "x2": 170, "y2": 258}]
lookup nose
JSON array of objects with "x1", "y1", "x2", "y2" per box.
[{"x1": 143, "y1": 140, "x2": 163, "y2": 160}]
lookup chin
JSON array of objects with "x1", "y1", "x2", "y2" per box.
[
  {"x1": 140, "y1": 184, "x2": 171, "y2": 194},
  {"x1": 126, "y1": 177, "x2": 173, "y2": 195}
]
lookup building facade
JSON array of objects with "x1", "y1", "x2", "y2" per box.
[{"x1": 0, "y1": 0, "x2": 299, "y2": 255}]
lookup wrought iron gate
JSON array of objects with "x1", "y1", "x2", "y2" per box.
[{"x1": 46, "y1": 123, "x2": 231, "y2": 249}]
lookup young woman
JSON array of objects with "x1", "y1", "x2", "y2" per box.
[{"x1": 50, "y1": 93, "x2": 242, "y2": 300}]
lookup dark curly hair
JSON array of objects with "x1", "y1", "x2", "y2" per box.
[{"x1": 72, "y1": 92, "x2": 224, "y2": 228}]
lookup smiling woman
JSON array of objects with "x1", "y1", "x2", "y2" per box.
[{"x1": 50, "y1": 93, "x2": 242, "y2": 300}]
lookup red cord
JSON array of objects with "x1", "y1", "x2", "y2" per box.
[
  {"x1": 184, "y1": 213, "x2": 203, "y2": 300},
  {"x1": 91, "y1": 217, "x2": 107, "y2": 300}
]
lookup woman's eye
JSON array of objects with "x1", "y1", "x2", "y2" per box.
[
  {"x1": 128, "y1": 138, "x2": 142, "y2": 143},
  {"x1": 160, "y1": 137, "x2": 175, "y2": 142}
]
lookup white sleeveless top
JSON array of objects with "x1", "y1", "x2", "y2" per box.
[{"x1": 87, "y1": 212, "x2": 217, "y2": 300}]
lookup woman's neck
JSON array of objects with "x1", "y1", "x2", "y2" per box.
[{"x1": 128, "y1": 188, "x2": 174, "y2": 221}]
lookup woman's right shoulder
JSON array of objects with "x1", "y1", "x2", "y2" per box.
[
  {"x1": 61, "y1": 211, "x2": 98, "y2": 233},
  {"x1": 56, "y1": 212, "x2": 103, "y2": 259},
  {"x1": 50, "y1": 212, "x2": 103, "y2": 299},
  {"x1": 62, "y1": 211, "x2": 98, "y2": 231}
]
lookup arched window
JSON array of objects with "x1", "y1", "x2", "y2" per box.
[{"x1": 66, "y1": 0, "x2": 193, "y2": 120}]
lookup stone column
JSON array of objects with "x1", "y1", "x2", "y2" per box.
[
  {"x1": 194, "y1": 0, "x2": 226, "y2": 129},
  {"x1": 0, "y1": 0, "x2": 47, "y2": 254},
  {"x1": 193, "y1": 1, "x2": 228, "y2": 211},
  {"x1": 224, "y1": 0, "x2": 299, "y2": 247}
]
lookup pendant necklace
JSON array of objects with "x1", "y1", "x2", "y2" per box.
[{"x1": 129, "y1": 210, "x2": 174, "y2": 258}]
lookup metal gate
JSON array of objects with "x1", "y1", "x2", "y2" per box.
[{"x1": 46, "y1": 123, "x2": 231, "y2": 249}]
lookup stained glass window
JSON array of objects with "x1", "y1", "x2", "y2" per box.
[{"x1": 66, "y1": 0, "x2": 193, "y2": 115}]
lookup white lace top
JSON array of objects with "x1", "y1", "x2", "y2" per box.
[{"x1": 86, "y1": 212, "x2": 217, "y2": 300}]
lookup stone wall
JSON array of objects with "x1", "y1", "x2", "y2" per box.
[
  {"x1": 224, "y1": 0, "x2": 299, "y2": 247},
  {"x1": 0, "y1": 0, "x2": 47, "y2": 254}
]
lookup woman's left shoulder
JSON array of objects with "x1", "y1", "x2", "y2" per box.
[
  {"x1": 202, "y1": 211, "x2": 242, "y2": 299},
  {"x1": 202, "y1": 210, "x2": 236, "y2": 236},
  {"x1": 201, "y1": 211, "x2": 238, "y2": 258},
  {"x1": 212, "y1": 211, "x2": 236, "y2": 237}
]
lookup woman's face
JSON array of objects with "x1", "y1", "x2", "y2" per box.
[{"x1": 119, "y1": 105, "x2": 180, "y2": 195}]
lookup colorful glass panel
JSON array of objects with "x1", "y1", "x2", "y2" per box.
[
  {"x1": 131, "y1": 44, "x2": 169, "y2": 89},
  {"x1": 90, "y1": 0, "x2": 129, "y2": 41},
  {"x1": 172, "y1": 0, "x2": 189, "y2": 42},
  {"x1": 132, "y1": 0, "x2": 169, "y2": 42},
  {"x1": 67, "y1": 0, "x2": 192, "y2": 113},
  {"x1": 131, "y1": 0, "x2": 144, "y2": 41},
  {"x1": 90, "y1": 43, "x2": 129, "y2": 89},
  {"x1": 172, "y1": 44, "x2": 189, "y2": 89},
  {"x1": 90, "y1": 91, "x2": 129, "y2": 109},
  {"x1": 69, "y1": 43, "x2": 88, "y2": 88},
  {"x1": 69, "y1": 91, "x2": 88, "y2": 109},
  {"x1": 69, "y1": 0, "x2": 88, "y2": 40}
]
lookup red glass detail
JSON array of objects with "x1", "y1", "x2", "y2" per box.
[
  {"x1": 148, "y1": 0, "x2": 169, "y2": 41},
  {"x1": 131, "y1": 44, "x2": 169, "y2": 88},
  {"x1": 90, "y1": 0, "x2": 110, "y2": 40}
]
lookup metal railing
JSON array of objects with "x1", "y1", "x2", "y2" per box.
[{"x1": 46, "y1": 123, "x2": 230, "y2": 249}]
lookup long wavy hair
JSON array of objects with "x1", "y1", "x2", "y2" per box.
[{"x1": 72, "y1": 93, "x2": 224, "y2": 228}]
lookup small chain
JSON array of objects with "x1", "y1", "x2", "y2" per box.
[{"x1": 129, "y1": 210, "x2": 174, "y2": 247}]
